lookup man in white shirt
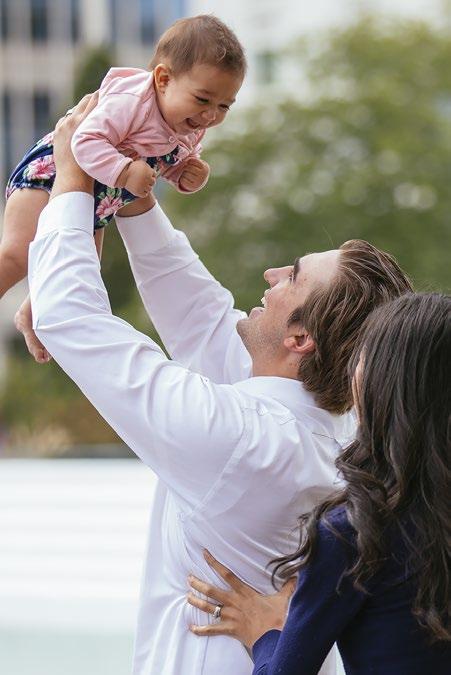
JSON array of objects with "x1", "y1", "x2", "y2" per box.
[{"x1": 28, "y1": 97, "x2": 412, "y2": 675}]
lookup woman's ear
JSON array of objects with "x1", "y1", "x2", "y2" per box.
[{"x1": 153, "y1": 63, "x2": 171, "y2": 93}]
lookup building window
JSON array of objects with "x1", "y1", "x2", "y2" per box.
[
  {"x1": 0, "y1": 0, "x2": 8, "y2": 41},
  {"x1": 2, "y1": 92, "x2": 12, "y2": 177},
  {"x1": 31, "y1": 0, "x2": 48, "y2": 42},
  {"x1": 70, "y1": 0, "x2": 80, "y2": 43},
  {"x1": 140, "y1": 0, "x2": 156, "y2": 44},
  {"x1": 109, "y1": 0, "x2": 118, "y2": 44},
  {"x1": 33, "y1": 92, "x2": 51, "y2": 141}
]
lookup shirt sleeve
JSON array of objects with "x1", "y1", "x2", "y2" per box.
[
  {"x1": 28, "y1": 192, "x2": 249, "y2": 512},
  {"x1": 71, "y1": 93, "x2": 149, "y2": 187},
  {"x1": 115, "y1": 202, "x2": 252, "y2": 384},
  {"x1": 252, "y1": 514, "x2": 366, "y2": 675}
]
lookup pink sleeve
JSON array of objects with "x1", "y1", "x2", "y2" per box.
[
  {"x1": 71, "y1": 93, "x2": 149, "y2": 187},
  {"x1": 160, "y1": 132, "x2": 209, "y2": 193}
]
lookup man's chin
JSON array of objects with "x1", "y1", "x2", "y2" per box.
[
  {"x1": 248, "y1": 307, "x2": 265, "y2": 319},
  {"x1": 237, "y1": 309, "x2": 264, "y2": 343},
  {"x1": 237, "y1": 309, "x2": 262, "y2": 335}
]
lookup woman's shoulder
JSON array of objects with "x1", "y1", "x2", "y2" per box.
[
  {"x1": 300, "y1": 506, "x2": 360, "y2": 589},
  {"x1": 317, "y1": 505, "x2": 357, "y2": 551}
]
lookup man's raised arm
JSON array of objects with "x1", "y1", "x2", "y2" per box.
[
  {"x1": 28, "y1": 97, "x2": 249, "y2": 512},
  {"x1": 115, "y1": 200, "x2": 251, "y2": 384}
]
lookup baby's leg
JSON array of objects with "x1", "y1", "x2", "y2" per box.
[
  {"x1": 1, "y1": 188, "x2": 50, "y2": 363},
  {"x1": 0, "y1": 188, "x2": 49, "y2": 297}
]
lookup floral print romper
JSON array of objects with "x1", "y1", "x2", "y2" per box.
[{"x1": 6, "y1": 131, "x2": 179, "y2": 229}]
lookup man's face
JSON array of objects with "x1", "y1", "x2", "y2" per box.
[{"x1": 237, "y1": 249, "x2": 340, "y2": 364}]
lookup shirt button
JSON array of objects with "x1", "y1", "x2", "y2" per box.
[{"x1": 169, "y1": 136, "x2": 175, "y2": 143}]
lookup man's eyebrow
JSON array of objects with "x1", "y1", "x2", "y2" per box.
[{"x1": 293, "y1": 257, "x2": 301, "y2": 282}]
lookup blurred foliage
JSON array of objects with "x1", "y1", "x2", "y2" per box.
[
  {"x1": 73, "y1": 45, "x2": 115, "y2": 102},
  {"x1": 2, "y1": 16, "x2": 451, "y2": 453},
  {"x1": 164, "y1": 17, "x2": 451, "y2": 309}
]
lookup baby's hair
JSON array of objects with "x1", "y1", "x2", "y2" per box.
[{"x1": 149, "y1": 14, "x2": 246, "y2": 78}]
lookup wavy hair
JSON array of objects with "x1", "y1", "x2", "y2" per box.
[
  {"x1": 274, "y1": 293, "x2": 451, "y2": 642},
  {"x1": 290, "y1": 239, "x2": 413, "y2": 415}
]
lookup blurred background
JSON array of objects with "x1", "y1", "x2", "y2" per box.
[{"x1": 0, "y1": 1, "x2": 450, "y2": 673}]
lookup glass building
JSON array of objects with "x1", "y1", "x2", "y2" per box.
[{"x1": 0, "y1": 0, "x2": 186, "y2": 203}]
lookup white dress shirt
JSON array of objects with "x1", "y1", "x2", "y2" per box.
[{"x1": 29, "y1": 193, "x2": 356, "y2": 675}]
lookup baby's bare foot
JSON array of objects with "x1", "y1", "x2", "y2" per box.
[{"x1": 14, "y1": 299, "x2": 52, "y2": 364}]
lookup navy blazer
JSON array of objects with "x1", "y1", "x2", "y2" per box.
[{"x1": 252, "y1": 506, "x2": 451, "y2": 674}]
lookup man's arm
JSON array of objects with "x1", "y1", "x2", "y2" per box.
[
  {"x1": 28, "y1": 98, "x2": 248, "y2": 511},
  {"x1": 115, "y1": 203, "x2": 252, "y2": 384}
]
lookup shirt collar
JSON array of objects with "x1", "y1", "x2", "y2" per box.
[{"x1": 234, "y1": 376, "x2": 357, "y2": 447}]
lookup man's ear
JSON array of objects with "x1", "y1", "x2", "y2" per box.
[
  {"x1": 153, "y1": 63, "x2": 172, "y2": 93},
  {"x1": 283, "y1": 332, "x2": 315, "y2": 356}
]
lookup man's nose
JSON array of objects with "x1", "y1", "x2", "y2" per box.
[{"x1": 263, "y1": 268, "x2": 278, "y2": 286}]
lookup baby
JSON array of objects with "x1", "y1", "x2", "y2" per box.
[{"x1": 1, "y1": 14, "x2": 246, "y2": 362}]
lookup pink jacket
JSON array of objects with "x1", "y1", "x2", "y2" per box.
[{"x1": 71, "y1": 67, "x2": 207, "y2": 193}]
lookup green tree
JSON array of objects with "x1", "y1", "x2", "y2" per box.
[
  {"x1": 73, "y1": 45, "x2": 114, "y2": 102},
  {"x1": 2, "y1": 45, "x2": 140, "y2": 452},
  {"x1": 164, "y1": 16, "x2": 451, "y2": 314},
  {"x1": 3, "y1": 16, "x2": 451, "y2": 452}
]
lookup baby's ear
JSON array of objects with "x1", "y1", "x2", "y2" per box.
[{"x1": 153, "y1": 63, "x2": 171, "y2": 92}]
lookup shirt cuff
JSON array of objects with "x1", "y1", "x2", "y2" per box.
[
  {"x1": 35, "y1": 192, "x2": 95, "y2": 239},
  {"x1": 116, "y1": 200, "x2": 177, "y2": 254},
  {"x1": 252, "y1": 629, "x2": 282, "y2": 666}
]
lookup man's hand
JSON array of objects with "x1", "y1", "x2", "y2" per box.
[
  {"x1": 51, "y1": 92, "x2": 99, "y2": 200},
  {"x1": 179, "y1": 158, "x2": 210, "y2": 192},
  {"x1": 117, "y1": 159, "x2": 157, "y2": 198}
]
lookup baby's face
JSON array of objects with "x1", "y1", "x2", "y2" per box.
[{"x1": 155, "y1": 63, "x2": 243, "y2": 135}]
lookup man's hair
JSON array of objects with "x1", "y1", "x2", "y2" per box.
[
  {"x1": 149, "y1": 15, "x2": 247, "y2": 78},
  {"x1": 288, "y1": 239, "x2": 413, "y2": 414}
]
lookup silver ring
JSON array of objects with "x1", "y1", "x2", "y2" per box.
[{"x1": 212, "y1": 604, "x2": 222, "y2": 620}]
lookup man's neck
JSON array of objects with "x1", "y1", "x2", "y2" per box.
[{"x1": 251, "y1": 360, "x2": 299, "y2": 380}]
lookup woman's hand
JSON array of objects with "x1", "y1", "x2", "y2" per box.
[{"x1": 187, "y1": 550, "x2": 296, "y2": 650}]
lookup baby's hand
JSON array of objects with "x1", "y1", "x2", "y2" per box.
[
  {"x1": 179, "y1": 158, "x2": 210, "y2": 192},
  {"x1": 119, "y1": 159, "x2": 156, "y2": 197}
]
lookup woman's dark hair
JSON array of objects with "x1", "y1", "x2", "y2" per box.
[{"x1": 273, "y1": 292, "x2": 451, "y2": 642}]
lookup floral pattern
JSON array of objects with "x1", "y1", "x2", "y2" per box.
[
  {"x1": 95, "y1": 187, "x2": 125, "y2": 228},
  {"x1": 35, "y1": 131, "x2": 55, "y2": 149},
  {"x1": 23, "y1": 155, "x2": 56, "y2": 181},
  {"x1": 6, "y1": 133, "x2": 180, "y2": 229}
]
